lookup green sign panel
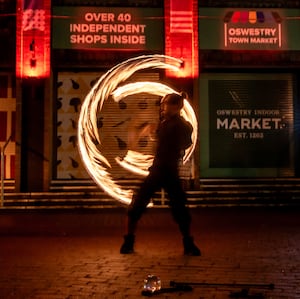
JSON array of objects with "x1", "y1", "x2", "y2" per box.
[
  {"x1": 52, "y1": 7, "x2": 164, "y2": 51},
  {"x1": 199, "y1": 74, "x2": 294, "y2": 177},
  {"x1": 199, "y1": 8, "x2": 300, "y2": 50}
]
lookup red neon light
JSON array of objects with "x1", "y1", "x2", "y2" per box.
[
  {"x1": 16, "y1": 0, "x2": 51, "y2": 78},
  {"x1": 164, "y1": 0, "x2": 198, "y2": 78}
]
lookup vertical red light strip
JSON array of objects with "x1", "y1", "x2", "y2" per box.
[
  {"x1": 16, "y1": 0, "x2": 51, "y2": 78},
  {"x1": 164, "y1": 0, "x2": 198, "y2": 78}
]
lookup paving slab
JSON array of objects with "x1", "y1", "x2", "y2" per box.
[{"x1": 0, "y1": 207, "x2": 299, "y2": 298}]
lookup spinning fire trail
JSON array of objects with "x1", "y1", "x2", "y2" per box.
[{"x1": 77, "y1": 55, "x2": 198, "y2": 205}]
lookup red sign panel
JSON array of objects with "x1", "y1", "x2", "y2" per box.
[
  {"x1": 16, "y1": 0, "x2": 51, "y2": 78},
  {"x1": 164, "y1": 0, "x2": 199, "y2": 78}
]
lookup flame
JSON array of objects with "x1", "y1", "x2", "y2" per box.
[
  {"x1": 115, "y1": 150, "x2": 154, "y2": 177},
  {"x1": 112, "y1": 81, "x2": 198, "y2": 168},
  {"x1": 77, "y1": 55, "x2": 197, "y2": 205}
]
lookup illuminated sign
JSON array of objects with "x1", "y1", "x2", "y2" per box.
[
  {"x1": 52, "y1": 7, "x2": 163, "y2": 51},
  {"x1": 164, "y1": 0, "x2": 199, "y2": 78},
  {"x1": 199, "y1": 8, "x2": 300, "y2": 51},
  {"x1": 224, "y1": 11, "x2": 282, "y2": 49},
  {"x1": 16, "y1": 0, "x2": 51, "y2": 78}
]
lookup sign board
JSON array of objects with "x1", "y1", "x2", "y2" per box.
[
  {"x1": 52, "y1": 7, "x2": 164, "y2": 51},
  {"x1": 199, "y1": 74, "x2": 294, "y2": 177},
  {"x1": 199, "y1": 8, "x2": 300, "y2": 50},
  {"x1": 16, "y1": 0, "x2": 51, "y2": 78},
  {"x1": 224, "y1": 11, "x2": 282, "y2": 49}
]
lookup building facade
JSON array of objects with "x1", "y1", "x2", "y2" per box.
[{"x1": 0, "y1": 0, "x2": 300, "y2": 194}]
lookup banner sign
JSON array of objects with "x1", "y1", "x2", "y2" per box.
[
  {"x1": 16, "y1": 0, "x2": 51, "y2": 78},
  {"x1": 164, "y1": 0, "x2": 199, "y2": 78},
  {"x1": 199, "y1": 8, "x2": 300, "y2": 50},
  {"x1": 52, "y1": 7, "x2": 164, "y2": 50},
  {"x1": 199, "y1": 74, "x2": 294, "y2": 177},
  {"x1": 224, "y1": 11, "x2": 282, "y2": 49}
]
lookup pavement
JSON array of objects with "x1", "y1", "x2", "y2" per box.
[{"x1": 0, "y1": 206, "x2": 299, "y2": 299}]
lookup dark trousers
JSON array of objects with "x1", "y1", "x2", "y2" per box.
[{"x1": 127, "y1": 166, "x2": 191, "y2": 237}]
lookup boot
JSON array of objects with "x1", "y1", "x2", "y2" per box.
[
  {"x1": 120, "y1": 234, "x2": 135, "y2": 254},
  {"x1": 183, "y1": 236, "x2": 201, "y2": 256}
]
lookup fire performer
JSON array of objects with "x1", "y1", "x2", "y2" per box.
[{"x1": 120, "y1": 92, "x2": 201, "y2": 256}]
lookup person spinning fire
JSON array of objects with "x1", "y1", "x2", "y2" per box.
[{"x1": 120, "y1": 92, "x2": 201, "y2": 256}]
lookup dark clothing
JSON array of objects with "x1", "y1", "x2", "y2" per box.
[
  {"x1": 128, "y1": 114, "x2": 193, "y2": 237},
  {"x1": 153, "y1": 114, "x2": 193, "y2": 172}
]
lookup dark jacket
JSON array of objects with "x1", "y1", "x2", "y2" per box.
[{"x1": 152, "y1": 114, "x2": 193, "y2": 172}]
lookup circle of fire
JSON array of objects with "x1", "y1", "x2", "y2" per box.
[{"x1": 78, "y1": 55, "x2": 198, "y2": 205}]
